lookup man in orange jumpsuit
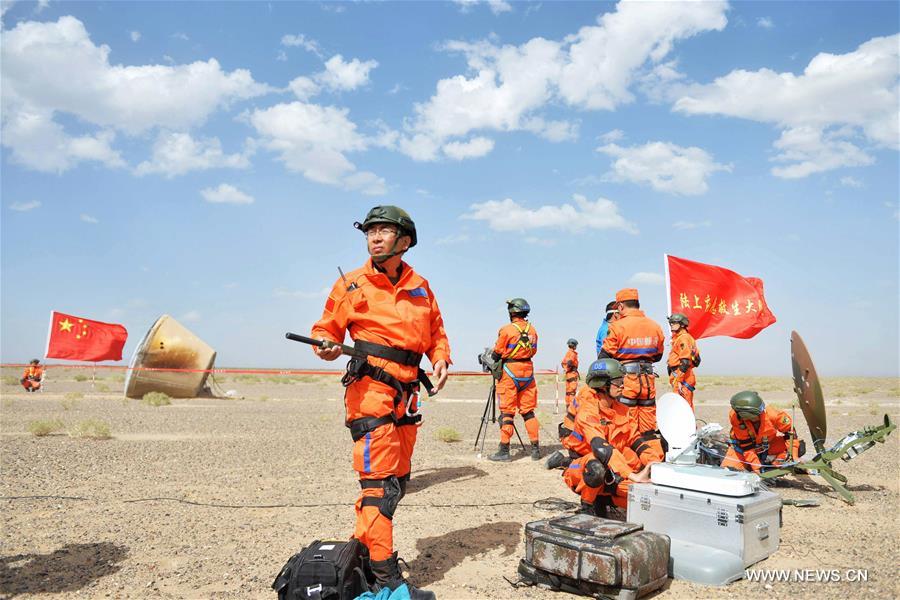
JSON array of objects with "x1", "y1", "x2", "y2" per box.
[
  {"x1": 20, "y1": 359, "x2": 44, "y2": 392},
  {"x1": 311, "y1": 205, "x2": 450, "y2": 600},
  {"x1": 666, "y1": 313, "x2": 700, "y2": 410},
  {"x1": 561, "y1": 338, "x2": 579, "y2": 413},
  {"x1": 561, "y1": 359, "x2": 662, "y2": 515},
  {"x1": 488, "y1": 297, "x2": 541, "y2": 462},
  {"x1": 599, "y1": 288, "x2": 665, "y2": 434},
  {"x1": 721, "y1": 391, "x2": 804, "y2": 472}
]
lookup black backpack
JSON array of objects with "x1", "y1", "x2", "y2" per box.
[{"x1": 272, "y1": 539, "x2": 370, "y2": 600}]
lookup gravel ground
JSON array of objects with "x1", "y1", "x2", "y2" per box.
[{"x1": 1, "y1": 371, "x2": 898, "y2": 599}]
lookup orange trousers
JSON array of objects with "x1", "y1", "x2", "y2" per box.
[
  {"x1": 669, "y1": 373, "x2": 696, "y2": 409},
  {"x1": 496, "y1": 362, "x2": 540, "y2": 443},
  {"x1": 21, "y1": 379, "x2": 41, "y2": 392},
  {"x1": 622, "y1": 373, "x2": 657, "y2": 433},
  {"x1": 349, "y1": 381, "x2": 420, "y2": 561}
]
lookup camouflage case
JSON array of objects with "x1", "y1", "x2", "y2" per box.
[{"x1": 520, "y1": 513, "x2": 669, "y2": 600}]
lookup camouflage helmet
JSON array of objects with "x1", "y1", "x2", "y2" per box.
[
  {"x1": 585, "y1": 359, "x2": 624, "y2": 389},
  {"x1": 731, "y1": 390, "x2": 765, "y2": 420},
  {"x1": 668, "y1": 313, "x2": 689, "y2": 327},
  {"x1": 506, "y1": 298, "x2": 530, "y2": 316},
  {"x1": 354, "y1": 205, "x2": 417, "y2": 247},
  {"x1": 30, "y1": 358, "x2": 40, "y2": 365},
  {"x1": 567, "y1": 338, "x2": 578, "y2": 347}
]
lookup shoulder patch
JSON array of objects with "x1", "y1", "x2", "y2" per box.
[
  {"x1": 408, "y1": 287, "x2": 428, "y2": 298},
  {"x1": 781, "y1": 416, "x2": 790, "y2": 425}
]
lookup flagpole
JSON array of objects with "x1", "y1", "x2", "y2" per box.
[
  {"x1": 44, "y1": 311, "x2": 54, "y2": 359},
  {"x1": 664, "y1": 254, "x2": 672, "y2": 317}
]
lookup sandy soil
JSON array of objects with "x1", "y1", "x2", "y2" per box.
[{"x1": 1, "y1": 370, "x2": 898, "y2": 600}]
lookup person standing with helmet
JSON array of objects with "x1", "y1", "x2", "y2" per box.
[
  {"x1": 20, "y1": 359, "x2": 44, "y2": 392},
  {"x1": 311, "y1": 205, "x2": 450, "y2": 600},
  {"x1": 561, "y1": 338, "x2": 580, "y2": 413},
  {"x1": 721, "y1": 391, "x2": 804, "y2": 473},
  {"x1": 595, "y1": 301, "x2": 619, "y2": 356},
  {"x1": 488, "y1": 298, "x2": 541, "y2": 462},
  {"x1": 666, "y1": 313, "x2": 701, "y2": 409},
  {"x1": 561, "y1": 359, "x2": 662, "y2": 515},
  {"x1": 599, "y1": 288, "x2": 665, "y2": 434}
]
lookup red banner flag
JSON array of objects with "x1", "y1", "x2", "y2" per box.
[
  {"x1": 45, "y1": 311, "x2": 128, "y2": 362},
  {"x1": 665, "y1": 255, "x2": 776, "y2": 340}
]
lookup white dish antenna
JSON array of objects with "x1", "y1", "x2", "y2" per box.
[{"x1": 656, "y1": 392, "x2": 696, "y2": 457}]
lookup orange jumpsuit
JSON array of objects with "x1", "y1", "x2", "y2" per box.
[
  {"x1": 493, "y1": 317, "x2": 539, "y2": 444},
  {"x1": 600, "y1": 307, "x2": 664, "y2": 433},
  {"x1": 312, "y1": 258, "x2": 451, "y2": 561},
  {"x1": 561, "y1": 348, "x2": 579, "y2": 412},
  {"x1": 562, "y1": 388, "x2": 664, "y2": 508},
  {"x1": 721, "y1": 407, "x2": 802, "y2": 472},
  {"x1": 667, "y1": 329, "x2": 700, "y2": 409},
  {"x1": 21, "y1": 365, "x2": 43, "y2": 392}
]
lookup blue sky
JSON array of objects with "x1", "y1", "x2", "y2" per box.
[{"x1": 2, "y1": 0, "x2": 898, "y2": 376}]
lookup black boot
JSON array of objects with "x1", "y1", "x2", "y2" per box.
[
  {"x1": 544, "y1": 450, "x2": 571, "y2": 470},
  {"x1": 530, "y1": 441, "x2": 542, "y2": 461},
  {"x1": 369, "y1": 552, "x2": 436, "y2": 600},
  {"x1": 488, "y1": 442, "x2": 511, "y2": 462},
  {"x1": 577, "y1": 501, "x2": 598, "y2": 516}
]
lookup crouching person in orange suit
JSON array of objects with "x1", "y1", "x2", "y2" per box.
[
  {"x1": 561, "y1": 359, "x2": 664, "y2": 515},
  {"x1": 721, "y1": 390, "x2": 804, "y2": 473}
]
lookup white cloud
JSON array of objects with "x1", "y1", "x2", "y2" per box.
[
  {"x1": 135, "y1": 132, "x2": 253, "y2": 177},
  {"x1": 180, "y1": 310, "x2": 201, "y2": 322},
  {"x1": 442, "y1": 136, "x2": 495, "y2": 160},
  {"x1": 628, "y1": 272, "x2": 664, "y2": 286},
  {"x1": 171, "y1": 32, "x2": 189, "y2": 41},
  {"x1": 462, "y1": 194, "x2": 637, "y2": 234},
  {"x1": 80, "y1": 213, "x2": 99, "y2": 224},
  {"x1": 400, "y1": 1, "x2": 727, "y2": 161},
  {"x1": 757, "y1": 17, "x2": 774, "y2": 29},
  {"x1": 598, "y1": 141, "x2": 731, "y2": 195},
  {"x1": 281, "y1": 33, "x2": 323, "y2": 58},
  {"x1": 274, "y1": 286, "x2": 330, "y2": 299},
  {"x1": 130, "y1": 30, "x2": 141, "y2": 42},
  {"x1": 770, "y1": 126, "x2": 873, "y2": 179},
  {"x1": 673, "y1": 34, "x2": 899, "y2": 177},
  {"x1": 276, "y1": 50, "x2": 287, "y2": 62},
  {"x1": 673, "y1": 220, "x2": 712, "y2": 230},
  {"x1": 435, "y1": 233, "x2": 471, "y2": 246},
  {"x1": 288, "y1": 76, "x2": 320, "y2": 100},
  {"x1": 599, "y1": 129, "x2": 625, "y2": 143},
  {"x1": 840, "y1": 176, "x2": 864, "y2": 188},
  {"x1": 35, "y1": 0, "x2": 49, "y2": 14},
  {"x1": 249, "y1": 101, "x2": 386, "y2": 195},
  {"x1": 200, "y1": 183, "x2": 255, "y2": 205},
  {"x1": 316, "y1": 54, "x2": 378, "y2": 91},
  {"x1": 9, "y1": 200, "x2": 41, "y2": 212},
  {"x1": 1, "y1": 16, "x2": 271, "y2": 172},
  {"x1": 454, "y1": 0, "x2": 512, "y2": 15}
]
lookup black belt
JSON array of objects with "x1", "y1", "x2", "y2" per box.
[
  {"x1": 353, "y1": 340, "x2": 422, "y2": 367},
  {"x1": 617, "y1": 397, "x2": 656, "y2": 407},
  {"x1": 504, "y1": 358, "x2": 532, "y2": 363},
  {"x1": 622, "y1": 361, "x2": 654, "y2": 375}
]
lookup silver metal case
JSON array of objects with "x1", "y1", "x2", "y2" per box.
[{"x1": 626, "y1": 483, "x2": 781, "y2": 569}]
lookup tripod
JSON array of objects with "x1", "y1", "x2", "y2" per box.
[{"x1": 475, "y1": 380, "x2": 526, "y2": 455}]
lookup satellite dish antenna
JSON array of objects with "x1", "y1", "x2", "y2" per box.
[
  {"x1": 124, "y1": 314, "x2": 217, "y2": 399},
  {"x1": 657, "y1": 392, "x2": 696, "y2": 460},
  {"x1": 790, "y1": 331, "x2": 827, "y2": 452}
]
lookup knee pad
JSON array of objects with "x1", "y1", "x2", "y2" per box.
[
  {"x1": 583, "y1": 460, "x2": 607, "y2": 488},
  {"x1": 590, "y1": 437, "x2": 613, "y2": 464},
  {"x1": 521, "y1": 411, "x2": 536, "y2": 422},
  {"x1": 360, "y1": 476, "x2": 402, "y2": 520},
  {"x1": 558, "y1": 423, "x2": 572, "y2": 439},
  {"x1": 500, "y1": 412, "x2": 515, "y2": 427}
]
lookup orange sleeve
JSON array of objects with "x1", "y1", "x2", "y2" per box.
[
  {"x1": 671, "y1": 337, "x2": 692, "y2": 361},
  {"x1": 601, "y1": 322, "x2": 621, "y2": 356},
  {"x1": 654, "y1": 323, "x2": 665, "y2": 360},
  {"x1": 770, "y1": 408, "x2": 793, "y2": 434},
  {"x1": 310, "y1": 277, "x2": 350, "y2": 347},
  {"x1": 425, "y1": 284, "x2": 452, "y2": 366},
  {"x1": 493, "y1": 325, "x2": 509, "y2": 356}
]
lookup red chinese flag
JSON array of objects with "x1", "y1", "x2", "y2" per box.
[
  {"x1": 665, "y1": 255, "x2": 776, "y2": 340},
  {"x1": 45, "y1": 311, "x2": 128, "y2": 362}
]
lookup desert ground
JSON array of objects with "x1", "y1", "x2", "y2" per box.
[{"x1": 1, "y1": 368, "x2": 898, "y2": 600}]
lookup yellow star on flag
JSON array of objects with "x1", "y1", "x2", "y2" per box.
[{"x1": 59, "y1": 318, "x2": 74, "y2": 333}]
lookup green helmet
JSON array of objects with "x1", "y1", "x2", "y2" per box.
[
  {"x1": 668, "y1": 313, "x2": 689, "y2": 327},
  {"x1": 506, "y1": 298, "x2": 530, "y2": 316},
  {"x1": 567, "y1": 338, "x2": 578, "y2": 347},
  {"x1": 354, "y1": 205, "x2": 417, "y2": 248},
  {"x1": 730, "y1": 390, "x2": 765, "y2": 420},
  {"x1": 585, "y1": 359, "x2": 624, "y2": 389}
]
